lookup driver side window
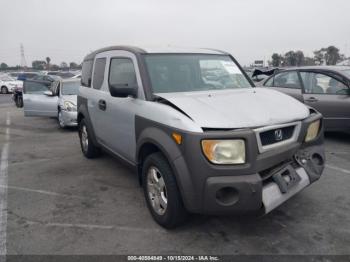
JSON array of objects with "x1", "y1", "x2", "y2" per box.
[
  {"x1": 109, "y1": 58, "x2": 137, "y2": 87},
  {"x1": 300, "y1": 72, "x2": 349, "y2": 95}
]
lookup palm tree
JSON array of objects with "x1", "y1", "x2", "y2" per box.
[{"x1": 46, "y1": 57, "x2": 51, "y2": 70}]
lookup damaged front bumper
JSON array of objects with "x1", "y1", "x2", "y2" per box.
[{"x1": 176, "y1": 111, "x2": 325, "y2": 215}]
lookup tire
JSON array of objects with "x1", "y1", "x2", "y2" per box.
[
  {"x1": 142, "y1": 152, "x2": 187, "y2": 228},
  {"x1": 78, "y1": 118, "x2": 101, "y2": 158},
  {"x1": 1, "y1": 86, "x2": 8, "y2": 94},
  {"x1": 17, "y1": 96, "x2": 23, "y2": 108},
  {"x1": 57, "y1": 110, "x2": 65, "y2": 129}
]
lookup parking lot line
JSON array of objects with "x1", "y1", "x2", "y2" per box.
[
  {"x1": 0, "y1": 185, "x2": 91, "y2": 200},
  {"x1": 22, "y1": 220, "x2": 165, "y2": 234},
  {"x1": 0, "y1": 112, "x2": 10, "y2": 256},
  {"x1": 325, "y1": 164, "x2": 350, "y2": 175}
]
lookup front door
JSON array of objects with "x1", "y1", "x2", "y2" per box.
[
  {"x1": 23, "y1": 80, "x2": 58, "y2": 117},
  {"x1": 92, "y1": 51, "x2": 143, "y2": 163},
  {"x1": 300, "y1": 71, "x2": 350, "y2": 131}
]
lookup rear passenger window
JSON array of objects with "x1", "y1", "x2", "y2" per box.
[
  {"x1": 109, "y1": 58, "x2": 137, "y2": 87},
  {"x1": 92, "y1": 58, "x2": 106, "y2": 90},
  {"x1": 81, "y1": 60, "x2": 93, "y2": 87}
]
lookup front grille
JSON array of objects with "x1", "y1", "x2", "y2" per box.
[{"x1": 259, "y1": 125, "x2": 295, "y2": 146}]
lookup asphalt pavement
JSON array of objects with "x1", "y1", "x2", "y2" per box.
[{"x1": 0, "y1": 94, "x2": 349, "y2": 255}]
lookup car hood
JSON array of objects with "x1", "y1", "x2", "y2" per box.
[
  {"x1": 155, "y1": 88, "x2": 309, "y2": 129},
  {"x1": 61, "y1": 95, "x2": 77, "y2": 105}
]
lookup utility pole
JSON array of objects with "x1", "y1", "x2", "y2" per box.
[{"x1": 20, "y1": 43, "x2": 27, "y2": 69}]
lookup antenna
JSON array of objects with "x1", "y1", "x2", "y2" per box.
[{"x1": 20, "y1": 43, "x2": 27, "y2": 69}]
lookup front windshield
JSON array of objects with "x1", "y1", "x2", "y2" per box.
[
  {"x1": 144, "y1": 54, "x2": 252, "y2": 93},
  {"x1": 61, "y1": 81, "x2": 79, "y2": 95}
]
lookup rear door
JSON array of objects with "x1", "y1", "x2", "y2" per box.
[
  {"x1": 23, "y1": 80, "x2": 58, "y2": 117},
  {"x1": 263, "y1": 71, "x2": 304, "y2": 102},
  {"x1": 300, "y1": 71, "x2": 350, "y2": 131}
]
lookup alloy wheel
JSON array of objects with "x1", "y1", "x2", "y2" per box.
[
  {"x1": 81, "y1": 125, "x2": 89, "y2": 152},
  {"x1": 147, "y1": 166, "x2": 167, "y2": 215}
]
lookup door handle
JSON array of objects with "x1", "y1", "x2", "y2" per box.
[
  {"x1": 305, "y1": 97, "x2": 318, "y2": 102},
  {"x1": 98, "y1": 99, "x2": 106, "y2": 111}
]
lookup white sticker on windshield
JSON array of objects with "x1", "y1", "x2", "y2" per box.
[{"x1": 221, "y1": 61, "x2": 241, "y2": 74}]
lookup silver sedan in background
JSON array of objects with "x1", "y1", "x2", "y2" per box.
[
  {"x1": 260, "y1": 66, "x2": 350, "y2": 132},
  {"x1": 23, "y1": 78, "x2": 80, "y2": 128}
]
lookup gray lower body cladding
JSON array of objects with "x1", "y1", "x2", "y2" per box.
[{"x1": 135, "y1": 113, "x2": 325, "y2": 215}]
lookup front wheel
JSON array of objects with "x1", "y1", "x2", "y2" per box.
[
  {"x1": 142, "y1": 152, "x2": 187, "y2": 228},
  {"x1": 1, "y1": 87, "x2": 8, "y2": 94},
  {"x1": 58, "y1": 110, "x2": 65, "y2": 128},
  {"x1": 16, "y1": 96, "x2": 23, "y2": 108},
  {"x1": 78, "y1": 119, "x2": 101, "y2": 158}
]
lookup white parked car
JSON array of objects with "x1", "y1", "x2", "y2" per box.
[{"x1": 0, "y1": 75, "x2": 23, "y2": 94}]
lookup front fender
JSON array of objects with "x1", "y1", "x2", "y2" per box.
[{"x1": 136, "y1": 117, "x2": 198, "y2": 212}]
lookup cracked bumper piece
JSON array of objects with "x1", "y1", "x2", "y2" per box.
[{"x1": 262, "y1": 167, "x2": 310, "y2": 213}]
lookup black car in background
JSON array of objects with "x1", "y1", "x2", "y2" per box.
[
  {"x1": 17, "y1": 72, "x2": 40, "y2": 81},
  {"x1": 261, "y1": 66, "x2": 350, "y2": 131}
]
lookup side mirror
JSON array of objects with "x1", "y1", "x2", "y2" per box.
[
  {"x1": 44, "y1": 90, "x2": 54, "y2": 96},
  {"x1": 109, "y1": 84, "x2": 137, "y2": 98}
]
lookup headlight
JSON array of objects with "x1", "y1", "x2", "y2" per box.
[
  {"x1": 63, "y1": 101, "x2": 77, "y2": 112},
  {"x1": 305, "y1": 120, "x2": 320, "y2": 142},
  {"x1": 201, "y1": 139, "x2": 245, "y2": 164}
]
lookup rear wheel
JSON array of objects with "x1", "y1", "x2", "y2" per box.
[
  {"x1": 142, "y1": 152, "x2": 187, "y2": 228},
  {"x1": 78, "y1": 118, "x2": 100, "y2": 158},
  {"x1": 1, "y1": 86, "x2": 8, "y2": 94}
]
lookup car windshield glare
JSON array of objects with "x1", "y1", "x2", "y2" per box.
[
  {"x1": 144, "y1": 54, "x2": 252, "y2": 93},
  {"x1": 62, "y1": 81, "x2": 79, "y2": 95}
]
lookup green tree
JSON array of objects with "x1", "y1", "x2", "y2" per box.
[
  {"x1": 324, "y1": 46, "x2": 340, "y2": 65},
  {"x1": 0, "y1": 63, "x2": 8, "y2": 70},
  {"x1": 271, "y1": 53, "x2": 283, "y2": 67},
  {"x1": 69, "y1": 62, "x2": 79, "y2": 69},
  {"x1": 32, "y1": 60, "x2": 46, "y2": 70},
  {"x1": 50, "y1": 64, "x2": 59, "y2": 71},
  {"x1": 313, "y1": 48, "x2": 326, "y2": 65},
  {"x1": 295, "y1": 51, "x2": 305, "y2": 66},
  {"x1": 284, "y1": 51, "x2": 298, "y2": 66},
  {"x1": 304, "y1": 57, "x2": 316, "y2": 66}
]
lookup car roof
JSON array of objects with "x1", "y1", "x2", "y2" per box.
[
  {"x1": 53, "y1": 78, "x2": 80, "y2": 85},
  {"x1": 83, "y1": 45, "x2": 228, "y2": 61},
  {"x1": 60, "y1": 78, "x2": 80, "y2": 83},
  {"x1": 279, "y1": 66, "x2": 350, "y2": 73}
]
